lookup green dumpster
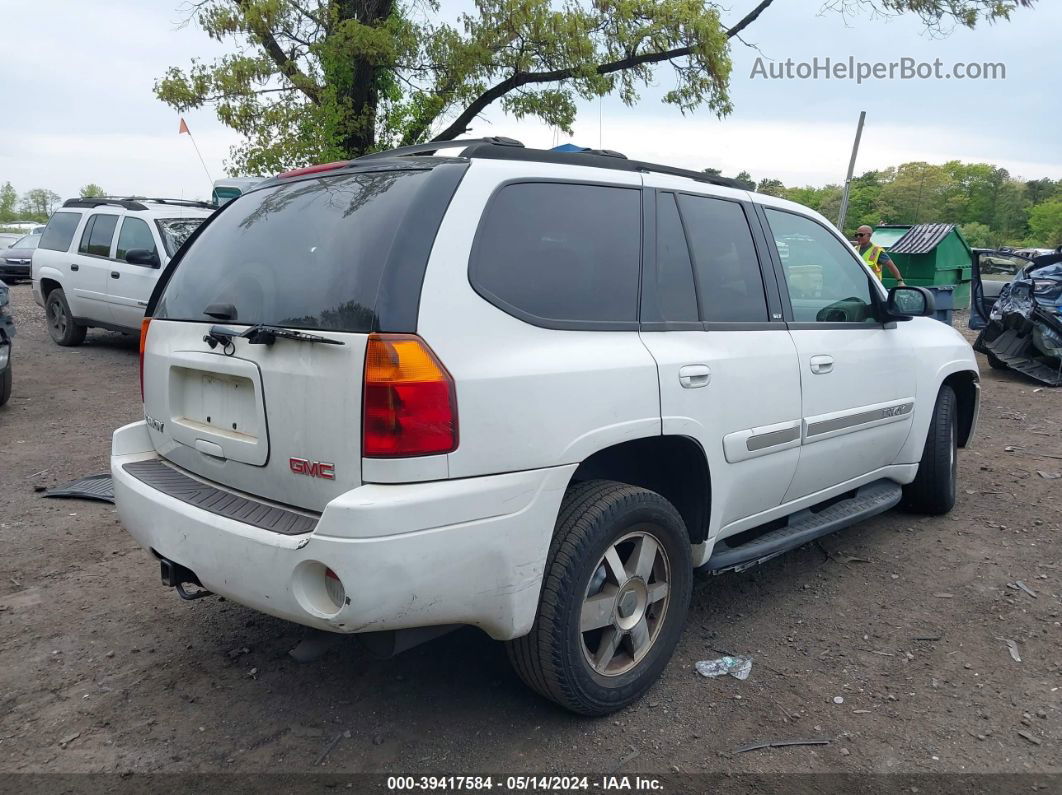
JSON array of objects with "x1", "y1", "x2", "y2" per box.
[{"x1": 874, "y1": 223, "x2": 973, "y2": 309}]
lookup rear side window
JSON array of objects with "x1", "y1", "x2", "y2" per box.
[
  {"x1": 678, "y1": 195, "x2": 768, "y2": 323},
  {"x1": 38, "y1": 211, "x2": 82, "y2": 252},
  {"x1": 155, "y1": 169, "x2": 434, "y2": 332},
  {"x1": 78, "y1": 214, "x2": 119, "y2": 257},
  {"x1": 470, "y1": 182, "x2": 641, "y2": 327},
  {"x1": 116, "y1": 217, "x2": 158, "y2": 261}
]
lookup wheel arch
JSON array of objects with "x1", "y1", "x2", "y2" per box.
[
  {"x1": 942, "y1": 370, "x2": 979, "y2": 448},
  {"x1": 39, "y1": 277, "x2": 63, "y2": 300},
  {"x1": 568, "y1": 435, "x2": 711, "y2": 544}
]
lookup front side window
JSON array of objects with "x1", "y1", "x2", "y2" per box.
[
  {"x1": 678, "y1": 195, "x2": 768, "y2": 323},
  {"x1": 38, "y1": 211, "x2": 83, "y2": 252},
  {"x1": 470, "y1": 182, "x2": 641, "y2": 326},
  {"x1": 79, "y1": 214, "x2": 118, "y2": 257},
  {"x1": 116, "y1": 217, "x2": 158, "y2": 262},
  {"x1": 765, "y1": 209, "x2": 877, "y2": 324}
]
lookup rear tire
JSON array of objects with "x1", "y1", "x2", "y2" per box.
[
  {"x1": 0, "y1": 360, "x2": 10, "y2": 407},
  {"x1": 903, "y1": 385, "x2": 957, "y2": 515},
  {"x1": 45, "y1": 289, "x2": 86, "y2": 347},
  {"x1": 507, "y1": 480, "x2": 692, "y2": 716}
]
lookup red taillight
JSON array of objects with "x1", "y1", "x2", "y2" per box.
[
  {"x1": 139, "y1": 317, "x2": 151, "y2": 400},
  {"x1": 363, "y1": 334, "x2": 458, "y2": 457},
  {"x1": 277, "y1": 161, "x2": 348, "y2": 178}
]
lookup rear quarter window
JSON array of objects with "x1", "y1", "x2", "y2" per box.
[
  {"x1": 38, "y1": 212, "x2": 83, "y2": 252},
  {"x1": 469, "y1": 182, "x2": 641, "y2": 328}
]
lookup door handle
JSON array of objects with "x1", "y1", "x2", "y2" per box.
[
  {"x1": 110, "y1": 271, "x2": 120, "y2": 279},
  {"x1": 678, "y1": 364, "x2": 711, "y2": 389},
  {"x1": 70, "y1": 264, "x2": 79, "y2": 271},
  {"x1": 810, "y1": 355, "x2": 834, "y2": 375}
]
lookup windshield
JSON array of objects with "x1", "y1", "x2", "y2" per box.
[
  {"x1": 154, "y1": 168, "x2": 433, "y2": 332},
  {"x1": 14, "y1": 235, "x2": 40, "y2": 249},
  {"x1": 156, "y1": 218, "x2": 207, "y2": 257}
]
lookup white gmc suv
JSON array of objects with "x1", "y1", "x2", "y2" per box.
[
  {"x1": 112, "y1": 139, "x2": 979, "y2": 715},
  {"x1": 32, "y1": 197, "x2": 213, "y2": 345}
]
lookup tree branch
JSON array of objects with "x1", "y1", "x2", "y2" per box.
[
  {"x1": 430, "y1": 0, "x2": 777, "y2": 141},
  {"x1": 236, "y1": 0, "x2": 321, "y2": 103}
]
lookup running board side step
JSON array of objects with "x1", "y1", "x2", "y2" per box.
[{"x1": 700, "y1": 480, "x2": 903, "y2": 574}]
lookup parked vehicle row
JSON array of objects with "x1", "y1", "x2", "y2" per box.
[
  {"x1": 107, "y1": 139, "x2": 980, "y2": 715},
  {"x1": 31, "y1": 197, "x2": 213, "y2": 345}
]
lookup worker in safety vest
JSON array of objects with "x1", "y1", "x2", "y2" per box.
[{"x1": 855, "y1": 225, "x2": 904, "y2": 284}]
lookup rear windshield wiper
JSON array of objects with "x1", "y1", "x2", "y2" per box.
[{"x1": 205, "y1": 324, "x2": 345, "y2": 348}]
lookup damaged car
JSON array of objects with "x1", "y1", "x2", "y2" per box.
[{"x1": 973, "y1": 248, "x2": 1062, "y2": 386}]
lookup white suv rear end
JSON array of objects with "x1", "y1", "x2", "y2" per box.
[{"x1": 113, "y1": 140, "x2": 979, "y2": 714}]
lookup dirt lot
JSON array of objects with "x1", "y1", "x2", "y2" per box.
[{"x1": 0, "y1": 281, "x2": 1059, "y2": 782}]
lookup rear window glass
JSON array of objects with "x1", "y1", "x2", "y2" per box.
[
  {"x1": 470, "y1": 182, "x2": 641, "y2": 326},
  {"x1": 155, "y1": 170, "x2": 432, "y2": 332},
  {"x1": 39, "y1": 212, "x2": 82, "y2": 252}
]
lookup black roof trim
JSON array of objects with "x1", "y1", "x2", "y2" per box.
[
  {"x1": 62, "y1": 197, "x2": 215, "y2": 212},
  {"x1": 457, "y1": 144, "x2": 746, "y2": 189}
]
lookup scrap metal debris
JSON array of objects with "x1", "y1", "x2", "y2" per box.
[
  {"x1": 975, "y1": 254, "x2": 1062, "y2": 386},
  {"x1": 997, "y1": 637, "x2": 1022, "y2": 663},
  {"x1": 43, "y1": 474, "x2": 114, "y2": 504},
  {"x1": 736, "y1": 738, "x2": 831, "y2": 754},
  {"x1": 695, "y1": 655, "x2": 753, "y2": 680}
]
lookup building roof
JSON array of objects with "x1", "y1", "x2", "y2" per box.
[{"x1": 888, "y1": 223, "x2": 957, "y2": 255}]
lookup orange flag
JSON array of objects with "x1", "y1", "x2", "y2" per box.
[{"x1": 178, "y1": 117, "x2": 190, "y2": 135}]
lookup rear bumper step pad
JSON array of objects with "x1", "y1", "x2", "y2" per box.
[
  {"x1": 702, "y1": 480, "x2": 902, "y2": 573},
  {"x1": 122, "y1": 459, "x2": 318, "y2": 535}
]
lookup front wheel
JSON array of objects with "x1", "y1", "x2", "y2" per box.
[
  {"x1": 507, "y1": 480, "x2": 692, "y2": 715},
  {"x1": 903, "y1": 385, "x2": 957, "y2": 514}
]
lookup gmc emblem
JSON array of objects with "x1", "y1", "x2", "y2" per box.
[{"x1": 289, "y1": 457, "x2": 335, "y2": 480}]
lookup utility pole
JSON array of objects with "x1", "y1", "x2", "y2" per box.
[{"x1": 836, "y1": 111, "x2": 866, "y2": 233}]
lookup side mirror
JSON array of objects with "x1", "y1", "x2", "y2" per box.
[
  {"x1": 125, "y1": 248, "x2": 161, "y2": 268},
  {"x1": 886, "y1": 285, "x2": 935, "y2": 319}
]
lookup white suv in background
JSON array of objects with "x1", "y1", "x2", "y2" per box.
[
  {"x1": 112, "y1": 139, "x2": 979, "y2": 715},
  {"x1": 32, "y1": 198, "x2": 214, "y2": 345}
]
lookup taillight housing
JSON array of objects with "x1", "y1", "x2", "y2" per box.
[
  {"x1": 363, "y1": 334, "x2": 458, "y2": 457},
  {"x1": 139, "y1": 317, "x2": 151, "y2": 400}
]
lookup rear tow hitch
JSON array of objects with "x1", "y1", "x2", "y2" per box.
[{"x1": 159, "y1": 557, "x2": 214, "y2": 601}]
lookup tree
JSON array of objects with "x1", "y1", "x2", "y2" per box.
[
  {"x1": 959, "y1": 222, "x2": 993, "y2": 249},
  {"x1": 79, "y1": 184, "x2": 106, "y2": 198},
  {"x1": 1028, "y1": 200, "x2": 1062, "y2": 247},
  {"x1": 156, "y1": 0, "x2": 1037, "y2": 172},
  {"x1": 0, "y1": 182, "x2": 16, "y2": 222},
  {"x1": 734, "y1": 170, "x2": 755, "y2": 190},
  {"x1": 18, "y1": 188, "x2": 61, "y2": 221},
  {"x1": 756, "y1": 178, "x2": 786, "y2": 197}
]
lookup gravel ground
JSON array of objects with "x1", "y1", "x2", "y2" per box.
[{"x1": 0, "y1": 282, "x2": 1059, "y2": 781}]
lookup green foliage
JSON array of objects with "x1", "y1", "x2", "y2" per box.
[
  {"x1": 18, "y1": 188, "x2": 61, "y2": 222},
  {"x1": 762, "y1": 161, "x2": 1060, "y2": 247},
  {"x1": 959, "y1": 221, "x2": 993, "y2": 249},
  {"x1": 79, "y1": 184, "x2": 106, "y2": 198},
  {"x1": 0, "y1": 182, "x2": 17, "y2": 222},
  {"x1": 1028, "y1": 200, "x2": 1062, "y2": 247},
  {"x1": 156, "y1": 0, "x2": 1037, "y2": 171}
]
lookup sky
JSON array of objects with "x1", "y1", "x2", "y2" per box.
[{"x1": 1, "y1": 0, "x2": 1059, "y2": 203}]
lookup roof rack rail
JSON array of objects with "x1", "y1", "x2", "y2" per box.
[
  {"x1": 455, "y1": 143, "x2": 747, "y2": 190},
  {"x1": 355, "y1": 136, "x2": 525, "y2": 161},
  {"x1": 62, "y1": 196, "x2": 215, "y2": 211}
]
